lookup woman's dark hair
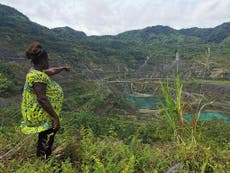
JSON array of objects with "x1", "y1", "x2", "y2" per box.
[{"x1": 25, "y1": 42, "x2": 48, "y2": 64}]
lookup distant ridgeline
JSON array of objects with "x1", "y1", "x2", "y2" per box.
[{"x1": 0, "y1": 3, "x2": 230, "y2": 80}]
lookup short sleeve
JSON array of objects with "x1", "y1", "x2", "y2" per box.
[{"x1": 27, "y1": 70, "x2": 49, "y2": 88}]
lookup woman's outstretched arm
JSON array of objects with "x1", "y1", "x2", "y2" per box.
[{"x1": 44, "y1": 66, "x2": 70, "y2": 76}]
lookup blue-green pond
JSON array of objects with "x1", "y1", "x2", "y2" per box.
[
  {"x1": 125, "y1": 96, "x2": 230, "y2": 122},
  {"x1": 125, "y1": 96, "x2": 159, "y2": 109}
]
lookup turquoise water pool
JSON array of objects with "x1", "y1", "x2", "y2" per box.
[
  {"x1": 125, "y1": 96, "x2": 159, "y2": 109},
  {"x1": 125, "y1": 96, "x2": 230, "y2": 122},
  {"x1": 184, "y1": 112, "x2": 230, "y2": 122}
]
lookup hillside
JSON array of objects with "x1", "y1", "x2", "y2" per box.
[
  {"x1": 0, "y1": 3, "x2": 230, "y2": 103},
  {"x1": 1, "y1": 3, "x2": 230, "y2": 75},
  {"x1": 52, "y1": 26, "x2": 87, "y2": 40},
  {"x1": 0, "y1": 3, "x2": 230, "y2": 101},
  {"x1": 179, "y1": 22, "x2": 230, "y2": 43}
]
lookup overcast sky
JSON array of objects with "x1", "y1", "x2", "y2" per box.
[{"x1": 1, "y1": 0, "x2": 230, "y2": 36}]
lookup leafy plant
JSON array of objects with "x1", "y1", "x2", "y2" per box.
[
  {"x1": 0, "y1": 73, "x2": 14, "y2": 97},
  {"x1": 159, "y1": 75, "x2": 214, "y2": 144}
]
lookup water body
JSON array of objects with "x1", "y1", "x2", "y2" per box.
[
  {"x1": 125, "y1": 96, "x2": 230, "y2": 122},
  {"x1": 125, "y1": 96, "x2": 159, "y2": 109},
  {"x1": 184, "y1": 112, "x2": 230, "y2": 122}
]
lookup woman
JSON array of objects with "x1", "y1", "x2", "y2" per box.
[{"x1": 21, "y1": 42, "x2": 70, "y2": 158}]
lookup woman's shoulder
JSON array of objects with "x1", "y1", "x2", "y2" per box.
[{"x1": 26, "y1": 69, "x2": 49, "y2": 83}]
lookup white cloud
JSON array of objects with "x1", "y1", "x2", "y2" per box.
[{"x1": 1, "y1": 0, "x2": 230, "y2": 35}]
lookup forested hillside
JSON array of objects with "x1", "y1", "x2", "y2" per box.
[{"x1": 1, "y1": 3, "x2": 230, "y2": 74}]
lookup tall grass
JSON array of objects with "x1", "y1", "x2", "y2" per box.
[
  {"x1": 160, "y1": 76, "x2": 187, "y2": 143},
  {"x1": 159, "y1": 75, "x2": 213, "y2": 144}
]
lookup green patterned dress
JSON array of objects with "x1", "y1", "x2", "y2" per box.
[{"x1": 21, "y1": 69, "x2": 63, "y2": 134}]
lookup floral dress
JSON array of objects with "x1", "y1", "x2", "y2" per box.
[{"x1": 21, "y1": 69, "x2": 63, "y2": 134}]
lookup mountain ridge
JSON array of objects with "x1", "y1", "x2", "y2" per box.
[
  {"x1": 1, "y1": 3, "x2": 230, "y2": 42},
  {"x1": 52, "y1": 26, "x2": 87, "y2": 40},
  {"x1": 0, "y1": 3, "x2": 230, "y2": 78}
]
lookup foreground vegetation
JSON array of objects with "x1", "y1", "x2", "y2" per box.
[
  {"x1": 0, "y1": 108, "x2": 229, "y2": 173},
  {"x1": 0, "y1": 77, "x2": 229, "y2": 172}
]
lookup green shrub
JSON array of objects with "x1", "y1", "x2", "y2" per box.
[{"x1": 0, "y1": 73, "x2": 14, "y2": 97}]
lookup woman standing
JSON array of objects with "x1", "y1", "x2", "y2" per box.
[{"x1": 21, "y1": 42, "x2": 70, "y2": 159}]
